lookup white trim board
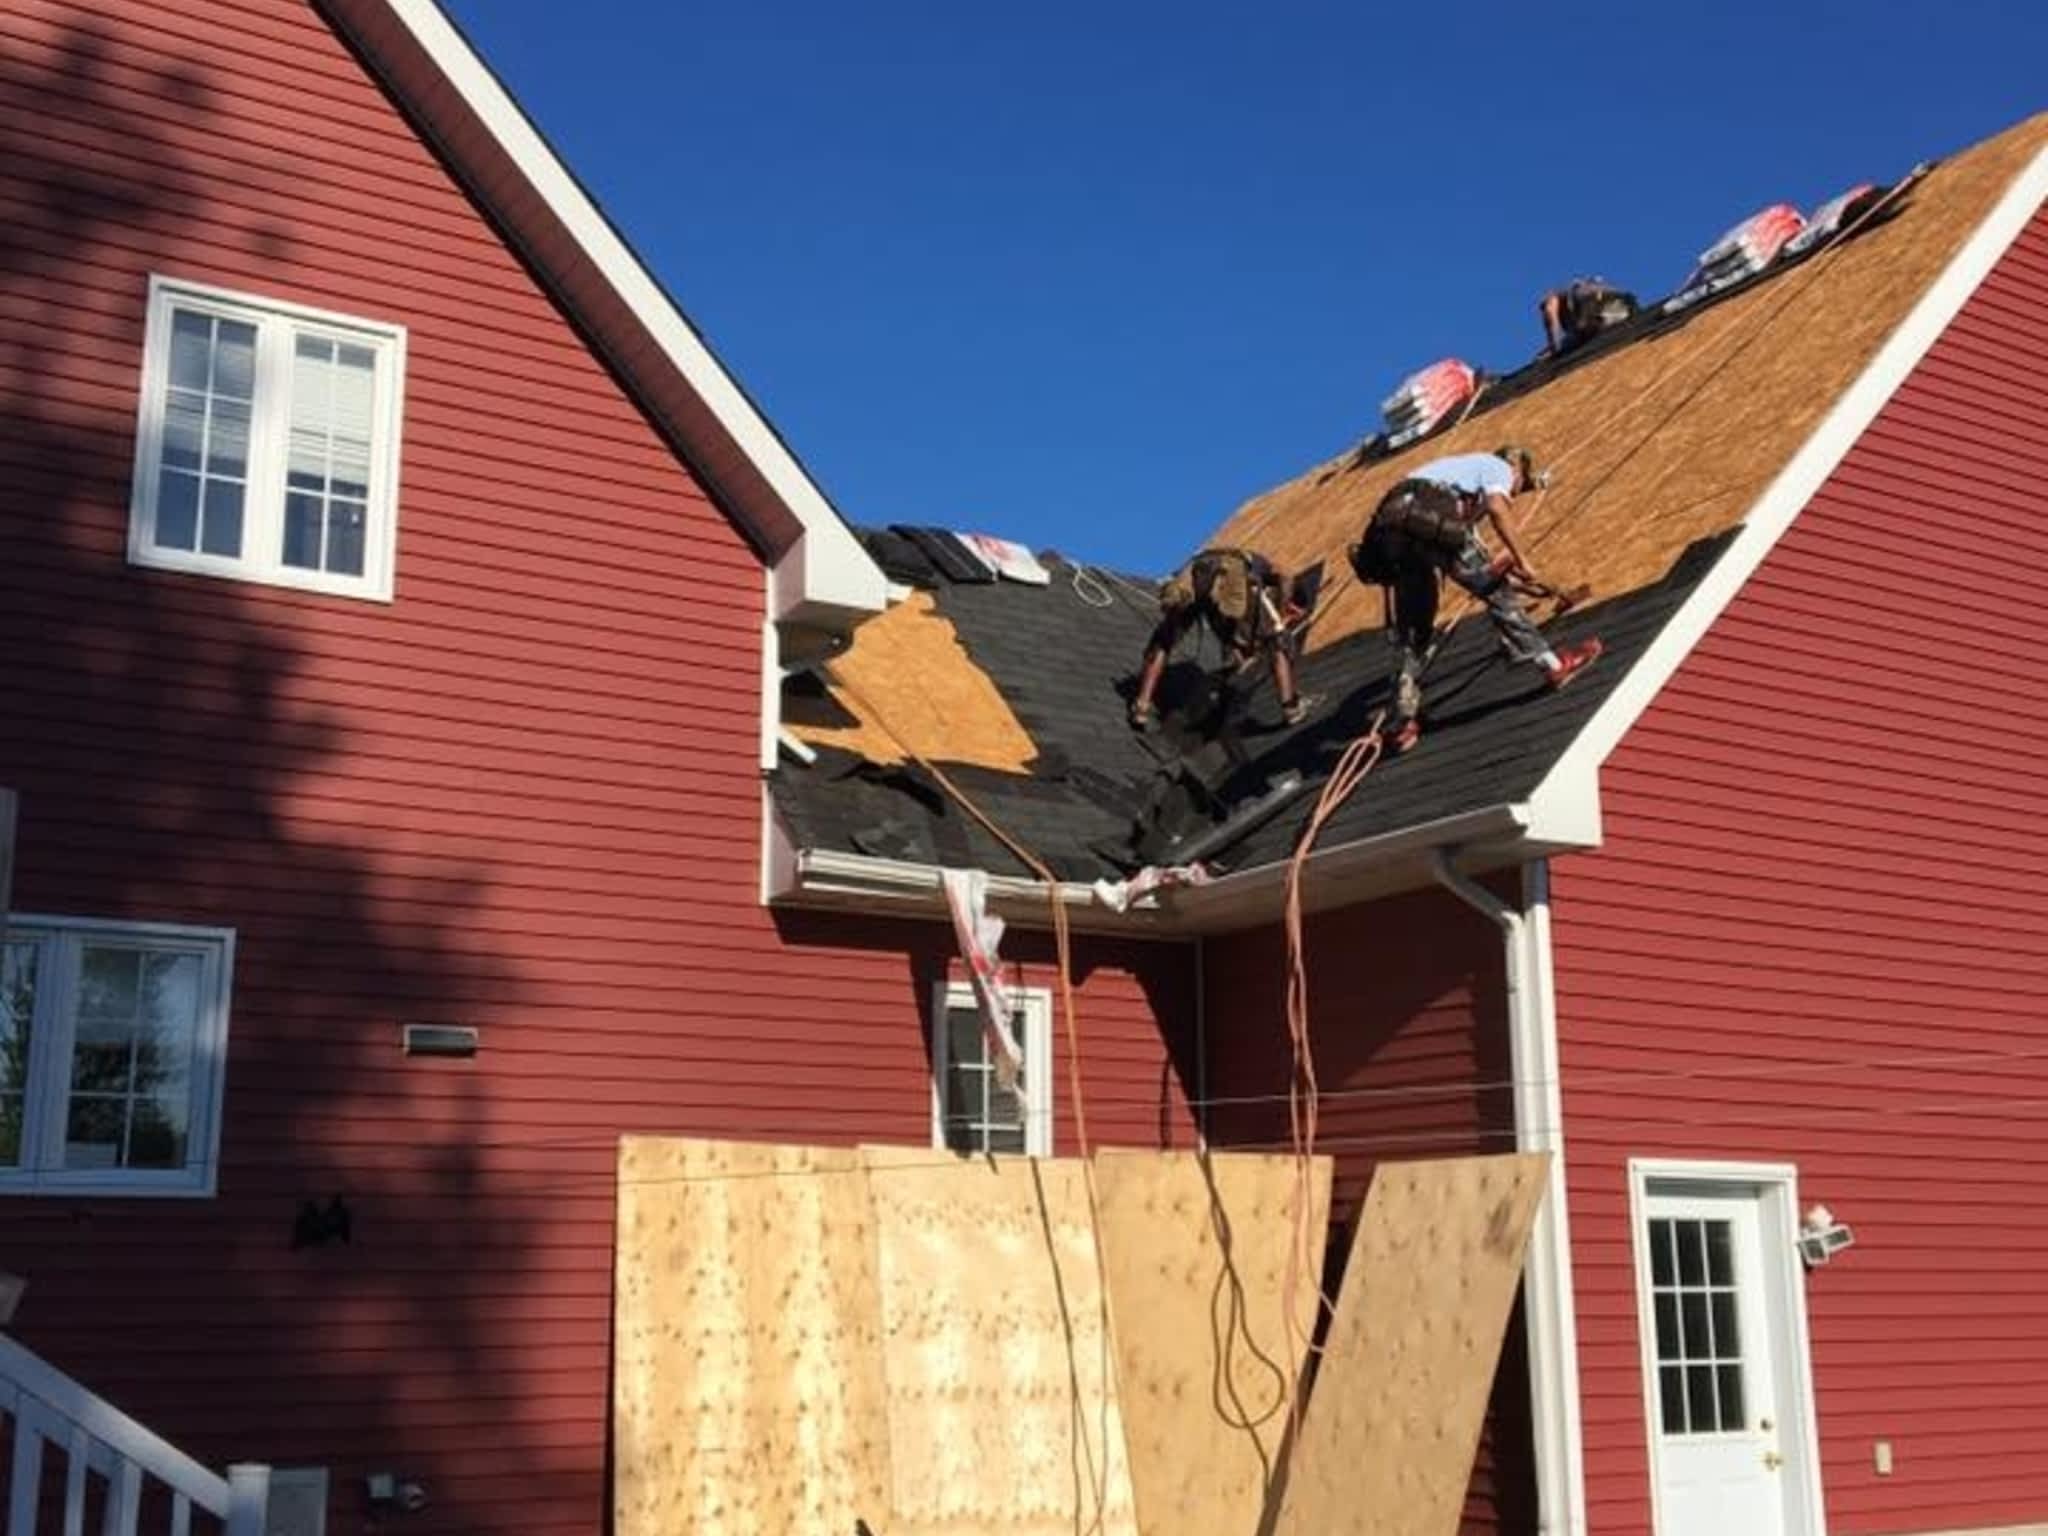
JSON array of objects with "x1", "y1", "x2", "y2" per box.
[
  {"x1": 1627, "y1": 1159, "x2": 1828, "y2": 1536},
  {"x1": 320, "y1": 0, "x2": 886, "y2": 630},
  {"x1": 1534, "y1": 141, "x2": 2048, "y2": 810}
]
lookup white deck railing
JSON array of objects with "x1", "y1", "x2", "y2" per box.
[{"x1": 0, "y1": 1332, "x2": 268, "y2": 1536}]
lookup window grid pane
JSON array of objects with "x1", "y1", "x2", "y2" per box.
[
  {"x1": 0, "y1": 942, "x2": 36, "y2": 1168},
  {"x1": 154, "y1": 310, "x2": 254, "y2": 559},
  {"x1": 284, "y1": 334, "x2": 376, "y2": 577},
  {"x1": 63, "y1": 946, "x2": 200, "y2": 1172},
  {"x1": 1648, "y1": 1215, "x2": 1749, "y2": 1436},
  {"x1": 941, "y1": 1004, "x2": 1031, "y2": 1155}
]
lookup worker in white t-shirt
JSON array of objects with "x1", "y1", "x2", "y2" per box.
[{"x1": 1349, "y1": 446, "x2": 1601, "y2": 753}]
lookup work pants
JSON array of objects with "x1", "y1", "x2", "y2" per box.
[{"x1": 1388, "y1": 539, "x2": 1555, "y2": 725}]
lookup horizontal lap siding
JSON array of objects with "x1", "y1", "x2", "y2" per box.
[
  {"x1": 1553, "y1": 202, "x2": 2048, "y2": 1535},
  {"x1": 0, "y1": 4, "x2": 1197, "y2": 1533},
  {"x1": 1202, "y1": 890, "x2": 1538, "y2": 1534}
]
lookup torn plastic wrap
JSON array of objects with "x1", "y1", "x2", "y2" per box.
[
  {"x1": 1090, "y1": 863, "x2": 1213, "y2": 914},
  {"x1": 957, "y1": 533, "x2": 1052, "y2": 586},
  {"x1": 938, "y1": 867, "x2": 1026, "y2": 1089}
]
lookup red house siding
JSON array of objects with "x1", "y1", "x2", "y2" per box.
[
  {"x1": 1553, "y1": 200, "x2": 2048, "y2": 1534},
  {"x1": 0, "y1": 4, "x2": 1196, "y2": 1533},
  {"x1": 1202, "y1": 888, "x2": 1539, "y2": 1534}
]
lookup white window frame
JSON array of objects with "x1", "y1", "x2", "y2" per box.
[
  {"x1": 929, "y1": 981, "x2": 1052, "y2": 1157},
  {"x1": 127, "y1": 275, "x2": 407, "y2": 602},
  {"x1": 1, "y1": 914, "x2": 236, "y2": 1198}
]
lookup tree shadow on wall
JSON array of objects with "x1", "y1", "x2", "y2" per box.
[{"x1": 0, "y1": 17, "x2": 577, "y2": 1534}]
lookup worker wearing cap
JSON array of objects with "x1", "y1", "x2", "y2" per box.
[
  {"x1": 1129, "y1": 547, "x2": 1305, "y2": 730},
  {"x1": 1350, "y1": 446, "x2": 1601, "y2": 753}
]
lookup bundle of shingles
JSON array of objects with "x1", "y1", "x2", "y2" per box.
[
  {"x1": 1380, "y1": 357, "x2": 1478, "y2": 450},
  {"x1": 1785, "y1": 182, "x2": 1883, "y2": 256},
  {"x1": 1670, "y1": 203, "x2": 1808, "y2": 310}
]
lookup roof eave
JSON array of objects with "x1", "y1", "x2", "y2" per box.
[
  {"x1": 765, "y1": 779, "x2": 1606, "y2": 938},
  {"x1": 321, "y1": 0, "x2": 887, "y2": 632},
  {"x1": 1160, "y1": 787, "x2": 1602, "y2": 934}
]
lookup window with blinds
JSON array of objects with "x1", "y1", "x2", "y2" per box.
[{"x1": 128, "y1": 276, "x2": 405, "y2": 600}]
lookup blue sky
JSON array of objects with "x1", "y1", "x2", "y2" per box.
[{"x1": 445, "y1": 1, "x2": 2048, "y2": 574}]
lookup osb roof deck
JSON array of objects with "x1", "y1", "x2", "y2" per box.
[
  {"x1": 1216, "y1": 113, "x2": 2048, "y2": 650},
  {"x1": 774, "y1": 113, "x2": 2048, "y2": 883}
]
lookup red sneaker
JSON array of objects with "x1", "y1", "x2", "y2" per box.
[
  {"x1": 1387, "y1": 719, "x2": 1421, "y2": 755},
  {"x1": 1545, "y1": 638, "x2": 1604, "y2": 690}
]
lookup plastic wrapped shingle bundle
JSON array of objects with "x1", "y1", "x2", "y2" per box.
[
  {"x1": 1670, "y1": 203, "x2": 1807, "y2": 310},
  {"x1": 1380, "y1": 358, "x2": 1477, "y2": 449},
  {"x1": 1785, "y1": 183, "x2": 1882, "y2": 256}
]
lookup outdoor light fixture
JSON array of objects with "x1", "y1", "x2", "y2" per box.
[{"x1": 1798, "y1": 1203, "x2": 1855, "y2": 1267}]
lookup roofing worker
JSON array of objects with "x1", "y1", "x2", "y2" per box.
[
  {"x1": 1129, "y1": 547, "x2": 1306, "y2": 731},
  {"x1": 1349, "y1": 446, "x2": 1602, "y2": 754}
]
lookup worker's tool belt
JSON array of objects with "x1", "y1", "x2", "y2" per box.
[
  {"x1": 1351, "y1": 480, "x2": 1475, "y2": 586},
  {"x1": 1156, "y1": 548, "x2": 1282, "y2": 657}
]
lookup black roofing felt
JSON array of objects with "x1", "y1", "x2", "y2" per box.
[{"x1": 772, "y1": 533, "x2": 1737, "y2": 884}]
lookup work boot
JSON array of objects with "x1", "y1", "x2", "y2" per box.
[{"x1": 1545, "y1": 638, "x2": 1604, "y2": 691}]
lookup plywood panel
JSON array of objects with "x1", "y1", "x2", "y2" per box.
[
  {"x1": 1092, "y1": 1149, "x2": 1334, "y2": 1536},
  {"x1": 1271, "y1": 1153, "x2": 1548, "y2": 1536},
  {"x1": 788, "y1": 590, "x2": 1040, "y2": 772},
  {"x1": 863, "y1": 1147, "x2": 1139, "y2": 1536},
  {"x1": 612, "y1": 1137, "x2": 892, "y2": 1536}
]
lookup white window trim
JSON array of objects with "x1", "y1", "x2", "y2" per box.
[
  {"x1": 127, "y1": 274, "x2": 407, "y2": 603},
  {"x1": 929, "y1": 981, "x2": 1052, "y2": 1157},
  {"x1": 1626, "y1": 1158, "x2": 1828, "y2": 1536},
  {"x1": 1, "y1": 914, "x2": 236, "y2": 1198}
]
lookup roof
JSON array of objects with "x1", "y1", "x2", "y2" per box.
[
  {"x1": 775, "y1": 113, "x2": 2048, "y2": 927},
  {"x1": 1218, "y1": 113, "x2": 2048, "y2": 652},
  {"x1": 320, "y1": 0, "x2": 887, "y2": 630}
]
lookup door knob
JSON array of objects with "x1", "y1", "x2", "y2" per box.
[
  {"x1": 1759, "y1": 1418, "x2": 1776, "y2": 1432},
  {"x1": 1764, "y1": 1451, "x2": 1785, "y2": 1471}
]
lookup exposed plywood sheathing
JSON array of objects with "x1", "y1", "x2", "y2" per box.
[
  {"x1": 612, "y1": 1137, "x2": 893, "y2": 1536},
  {"x1": 788, "y1": 589, "x2": 1040, "y2": 772},
  {"x1": 863, "y1": 1146, "x2": 1140, "y2": 1536},
  {"x1": 1214, "y1": 113, "x2": 2048, "y2": 651},
  {"x1": 1092, "y1": 1150, "x2": 1334, "y2": 1536},
  {"x1": 1270, "y1": 1153, "x2": 1549, "y2": 1536}
]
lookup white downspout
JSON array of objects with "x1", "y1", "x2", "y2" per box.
[{"x1": 1430, "y1": 850, "x2": 1587, "y2": 1536}]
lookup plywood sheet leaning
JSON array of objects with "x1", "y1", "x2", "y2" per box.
[
  {"x1": 1091, "y1": 1149, "x2": 1334, "y2": 1536},
  {"x1": 1210, "y1": 112, "x2": 2048, "y2": 650},
  {"x1": 863, "y1": 1146, "x2": 1139, "y2": 1536},
  {"x1": 612, "y1": 1137, "x2": 893, "y2": 1536},
  {"x1": 786, "y1": 589, "x2": 1041, "y2": 772},
  {"x1": 1269, "y1": 1153, "x2": 1549, "y2": 1536}
]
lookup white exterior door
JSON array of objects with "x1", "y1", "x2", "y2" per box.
[{"x1": 1633, "y1": 1169, "x2": 1825, "y2": 1536}]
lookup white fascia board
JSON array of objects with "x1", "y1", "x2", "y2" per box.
[
  {"x1": 1532, "y1": 142, "x2": 2048, "y2": 802},
  {"x1": 338, "y1": 0, "x2": 886, "y2": 627},
  {"x1": 768, "y1": 798, "x2": 1597, "y2": 935},
  {"x1": 1162, "y1": 800, "x2": 1545, "y2": 930}
]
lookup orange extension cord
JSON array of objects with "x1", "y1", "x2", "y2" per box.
[{"x1": 1277, "y1": 714, "x2": 1386, "y2": 1423}]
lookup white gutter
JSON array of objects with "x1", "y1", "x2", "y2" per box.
[
  {"x1": 795, "y1": 846, "x2": 1097, "y2": 905},
  {"x1": 1430, "y1": 851, "x2": 1587, "y2": 1536}
]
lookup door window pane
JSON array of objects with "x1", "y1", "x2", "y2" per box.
[{"x1": 1647, "y1": 1212, "x2": 1751, "y2": 1436}]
